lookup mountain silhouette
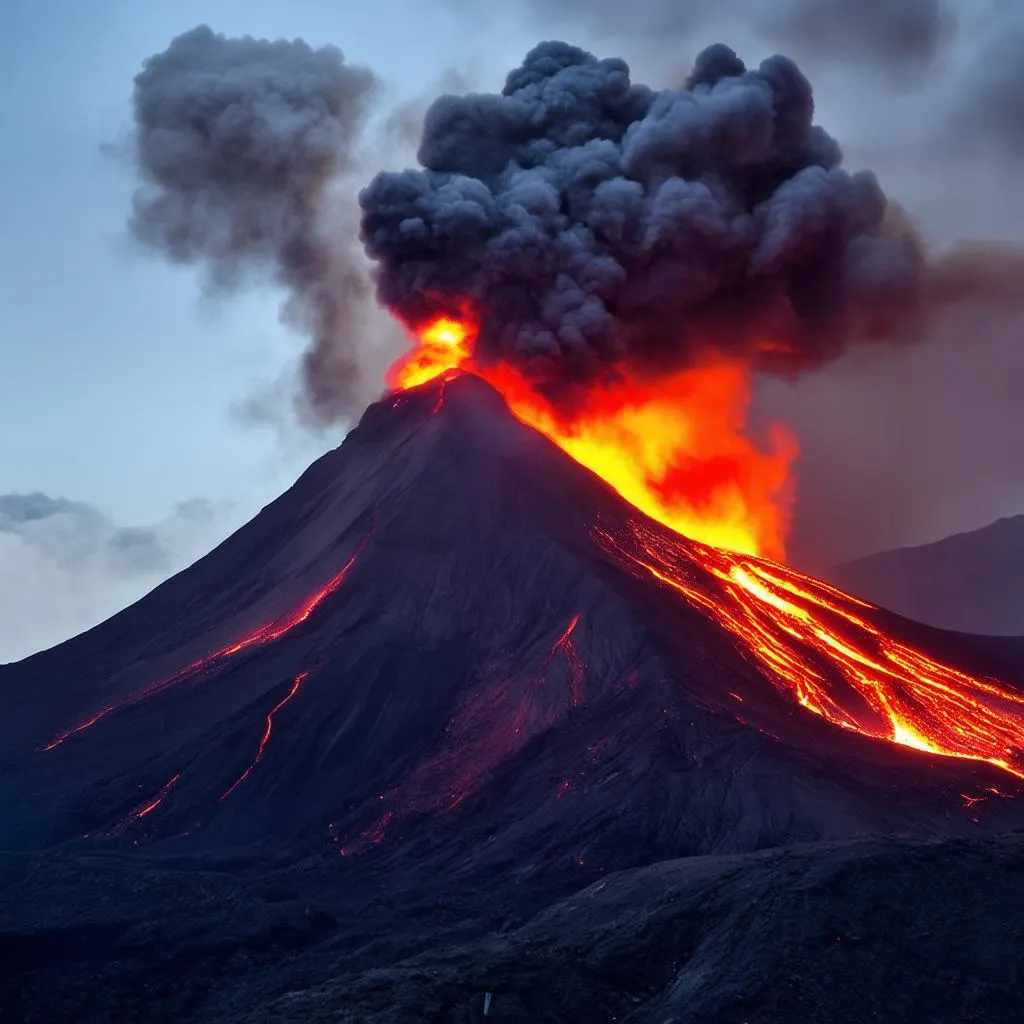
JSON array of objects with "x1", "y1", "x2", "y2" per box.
[
  {"x1": 830, "y1": 514, "x2": 1024, "y2": 636},
  {"x1": 4, "y1": 374, "x2": 1024, "y2": 1023},
  {"x1": 4, "y1": 373, "x2": 1023, "y2": 865}
]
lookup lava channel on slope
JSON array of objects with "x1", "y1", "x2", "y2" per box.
[
  {"x1": 598, "y1": 517, "x2": 1024, "y2": 779},
  {"x1": 336, "y1": 612, "x2": 588, "y2": 855},
  {"x1": 220, "y1": 671, "x2": 310, "y2": 801},
  {"x1": 390, "y1": 312, "x2": 1024, "y2": 782},
  {"x1": 43, "y1": 529, "x2": 372, "y2": 751},
  {"x1": 83, "y1": 773, "x2": 182, "y2": 840}
]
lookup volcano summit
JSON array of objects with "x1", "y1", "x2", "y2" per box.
[{"x1": 4, "y1": 375, "x2": 1024, "y2": 1020}]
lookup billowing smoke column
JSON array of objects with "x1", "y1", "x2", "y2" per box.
[
  {"x1": 359, "y1": 41, "x2": 924, "y2": 392},
  {"x1": 130, "y1": 25, "x2": 378, "y2": 419}
]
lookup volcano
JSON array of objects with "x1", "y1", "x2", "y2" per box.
[{"x1": 4, "y1": 374, "x2": 1024, "y2": 1022}]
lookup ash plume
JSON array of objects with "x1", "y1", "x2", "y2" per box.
[
  {"x1": 360, "y1": 41, "x2": 932, "y2": 390},
  {"x1": 129, "y1": 25, "x2": 380, "y2": 421}
]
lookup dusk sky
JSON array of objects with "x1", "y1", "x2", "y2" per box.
[{"x1": 3, "y1": 0, "x2": 1023, "y2": 660}]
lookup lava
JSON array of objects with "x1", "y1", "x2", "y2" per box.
[
  {"x1": 598, "y1": 517, "x2": 1024, "y2": 779},
  {"x1": 337, "y1": 613, "x2": 589, "y2": 854},
  {"x1": 221, "y1": 671, "x2": 309, "y2": 800},
  {"x1": 387, "y1": 312, "x2": 1024, "y2": 780},
  {"x1": 515, "y1": 613, "x2": 587, "y2": 737},
  {"x1": 43, "y1": 534, "x2": 370, "y2": 751},
  {"x1": 93, "y1": 773, "x2": 182, "y2": 839},
  {"x1": 542, "y1": 612, "x2": 585, "y2": 707},
  {"x1": 389, "y1": 315, "x2": 473, "y2": 391},
  {"x1": 392, "y1": 312, "x2": 794, "y2": 559}
]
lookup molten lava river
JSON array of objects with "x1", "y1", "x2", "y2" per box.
[{"x1": 394, "y1": 313, "x2": 1024, "y2": 781}]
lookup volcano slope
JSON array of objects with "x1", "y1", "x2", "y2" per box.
[{"x1": 3, "y1": 373, "x2": 1024, "y2": 1023}]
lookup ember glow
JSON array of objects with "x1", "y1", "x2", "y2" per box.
[
  {"x1": 221, "y1": 671, "x2": 309, "y2": 800},
  {"x1": 42, "y1": 536, "x2": 369, "y2": 751},
  {"x1": 87, "y1": 773, "x2": 182, "y2": 839},
  {"x1": 338, "y1": 612, "x2": 589, "y2": 854},
  {"x1": 542, "y1": 612, "x2": 585, "y2": 708},
  {"x1": 598, "y1": 518, "x2": 1024, "y2": 779},
  {"x1": 392, "y1": 313, "x2": 794, "y2": 559}
]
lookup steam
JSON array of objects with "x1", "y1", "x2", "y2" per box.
[
  {"x1": 129, "y1": 25, "x2": 381, "y2": 421},
  {"x1": 360, "y1": 41, "x2": 934, "y2": 392}
]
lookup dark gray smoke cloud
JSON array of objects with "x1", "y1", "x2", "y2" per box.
[
  {"x1": 519, "y1": 0, "x2": 951, "y2": 75},
  {"x1": 130, "y1": 25, "x2": 380, "y2": 421},
  {"x1": 360, "y1": 41, "x2": 934, "y2": 392}
]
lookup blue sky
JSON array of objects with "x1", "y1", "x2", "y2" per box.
[
  {"x1": 2, "y1": 0, "x2": 1023, "y2": 659},
  {"x1": 0, "y1": 0, "x2": 525, "y2": 523}
]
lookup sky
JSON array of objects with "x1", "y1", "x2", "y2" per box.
[{"x1": 2, "y1": 0, "x2": 1023, "y2": 660}]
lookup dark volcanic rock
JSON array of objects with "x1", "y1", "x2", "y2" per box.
[
  {"x1": 3, "y1": 834, "x2": 1024, "y2": 1023},
  {"x1": 2, "y1": 373, "x2": 1024, "y2": 1022}
]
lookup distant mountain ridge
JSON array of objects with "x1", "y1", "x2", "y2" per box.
[{"x1": 828, "y1": 514, "x2": 1024, "y2": 636}]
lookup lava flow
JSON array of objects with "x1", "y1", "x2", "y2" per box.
[
  {"x1": 221, "y1": 671, "x2": 309, "y2": 800},
  {"x1": 542, "y1": 613, "x2": 585, "y2": 709},
  {"x1": 42, "y1": 534, "x2": 370, "y2": 751},
  {"x1": 338, "y1": 612, "x2": 589, "y2": 854},
  {"x1": 390, "y1": 312, "x2": 1024, "y2": 780},
  {"x1": 599, "y1": 517, "x2": 1024, "y2": 779},
  {"x1": 86, "y1": 773, "x2": 182, "y2": 839},
  {"x1": 389, "y1": 313, "x2": 794, "y2": 560}
]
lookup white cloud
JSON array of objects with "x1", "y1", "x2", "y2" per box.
[{"x1": 0, "y1": 493, "x2": 242, "y2": 663}]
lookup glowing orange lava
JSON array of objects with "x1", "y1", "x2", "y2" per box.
[
  {"x1": 221, "y1": 671, "x2": 309, "y2": 800},
  {"x1": 87, "y1": 773, "x2": 182, "y2": 839},
  {"x1": 598, "y1": 518, "x2": 1024, "y2": 779},
  {"x1": 391, "y1": 310, "x2": 1024, "y2": 781},
  {"x1": 392, "y1": 313, "x2": 794, "y2": 559},
  {"x1": 43, "y1": 534, "x2": 370, "y2": 751},
  {"x1": 389, "y1": 315, "x2": 474, "y2": 390}
]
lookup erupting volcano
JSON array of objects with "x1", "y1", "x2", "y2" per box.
[
  {"x1": 390, "y1": 313, "x2": 794, "y2": 559},
  {"x1": 8, "y1": 28, "x2": 1024, "y2": 1024},
  {"x1": 6, "y1": 367, "x2": 1024, "y2": 867},
  {"x1": 5, "y1": 370, "x2": 1024, "y2": 1022},
  {"x1": 4, "y1": 37, "x2": 1021, "y2": 871},
  {"x1": 350, "y1": 35, "x2": 1024, "y2": 788},
  {"x1": 385, "y1": 314, "x2": 1024, "y2": 782}
]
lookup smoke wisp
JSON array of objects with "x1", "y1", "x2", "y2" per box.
[
  {"x1": 521, "y1": 0, "x2": 953, "y2": 76},
  {"x1": 130, "y1": 25, "x2": 381, "y2": 421}
]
